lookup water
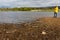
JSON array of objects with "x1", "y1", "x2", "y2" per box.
[{"x1": 0, "y1": 11, "x2": 60, "y2": 23}]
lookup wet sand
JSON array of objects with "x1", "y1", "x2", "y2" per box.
[{"x1": 0, "y1": 17, "x2": 60, "y2": 40}]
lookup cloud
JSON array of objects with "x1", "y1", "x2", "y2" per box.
[{"x1": 0, "y1": 0, "x2": 59, "y2": 7}]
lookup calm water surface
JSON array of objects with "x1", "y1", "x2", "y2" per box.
[{"x1": 0, "y1": 11, "x2": 60, "y2": 23}]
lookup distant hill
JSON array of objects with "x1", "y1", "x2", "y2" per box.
[
  {"x1": 0, "y1": 6, "x2": 60, "y2": 9},
  {"x1": 21, "y1": 6, "x2": 60, "y2": 9}
]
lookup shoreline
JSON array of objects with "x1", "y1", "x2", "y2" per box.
[{"x1": 0, "y1": 17, "x2": 60, "y2": 40}]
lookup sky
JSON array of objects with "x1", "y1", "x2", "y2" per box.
[{"x1": 0, "y1": 0, "x2": 59, "y2": 8}]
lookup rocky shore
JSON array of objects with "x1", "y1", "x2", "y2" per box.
[{"x1": 0, "y1": 17, "x2": 60, "y2": 40}]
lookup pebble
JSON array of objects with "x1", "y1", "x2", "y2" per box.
[{"x1": 41, "y1": 31, "x2": 46, "y2": 35}]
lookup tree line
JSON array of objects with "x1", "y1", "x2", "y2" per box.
[{"x1": 0, "y1": 7, "x2": 56, "y2": 11}]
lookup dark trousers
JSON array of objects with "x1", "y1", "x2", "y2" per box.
[{"x1": 54, "y1": 12, "x2": 57, "y2": 18}]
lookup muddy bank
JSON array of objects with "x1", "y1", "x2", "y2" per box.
[{"x1": 0, "y1": 17, "x2": 60, "y2": 40}]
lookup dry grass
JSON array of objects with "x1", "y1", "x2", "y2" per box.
[{"x1": 0, "y1": 17, "x2": 60, "y2": 40}]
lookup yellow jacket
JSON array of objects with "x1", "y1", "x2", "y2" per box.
[{"x1": 54, "y1": 6, "x2": 58, "y2": 13}]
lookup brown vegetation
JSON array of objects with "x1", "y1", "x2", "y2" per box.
[{"x1": 0, "y1": 17, "x2": 60, "y2": 40}]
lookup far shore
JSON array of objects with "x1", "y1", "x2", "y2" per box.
[{"x1": 0, "y1": 7, "x2": 60, "y2": 12}]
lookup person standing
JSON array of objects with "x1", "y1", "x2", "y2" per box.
[{"x1": 54, "y1": 6, "x2": 58, "y2": 18}]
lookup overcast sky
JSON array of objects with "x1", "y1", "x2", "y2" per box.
[{"x1": 0, "y1": 0, "x2": 59, "y2": 8}]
